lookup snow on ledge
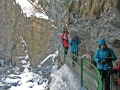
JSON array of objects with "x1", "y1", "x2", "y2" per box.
[{"x1": 15, "y1": 0, "x2": 49, "y2": 20}]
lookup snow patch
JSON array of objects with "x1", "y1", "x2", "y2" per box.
[{"x1": 15, "y1": 0, "x2": 49, "y2": 19}]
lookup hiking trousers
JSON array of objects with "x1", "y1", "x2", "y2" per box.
[
  {"x1": 71, "y1": 51, "x2": 78, "y2": 64},
  {"x1": 99, "y1": 69, "x2": 110, "y2": 90},
  {"x1": 64, "y1": 47, "x2": 68, "y2": 56}
]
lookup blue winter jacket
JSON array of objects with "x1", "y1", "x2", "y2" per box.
[
  {"x1": 94, "y1": 39, "x2": 117, "y2": 70},
  {"x1": 69, "y1": 39, "x2": 81, "y2": 52}
]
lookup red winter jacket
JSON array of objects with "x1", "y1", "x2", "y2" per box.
[
  {"x1": 63, "y1": 39, "x2": 69, "y2": 47},
  {"x1": 61, "y1": 32, "x2": 69, "y2": 48},
  {"x1": 113, "y1": 63, "x2": 120, "y2": 85},
  {"x1": 114, "y1": 64, "x2": 120, "y2": 71}
]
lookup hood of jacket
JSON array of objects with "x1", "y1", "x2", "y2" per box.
[{"x1": 98, "y1": 39, "x2": 107, "y2": 48}]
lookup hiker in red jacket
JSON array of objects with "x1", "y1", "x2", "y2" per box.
[
  {"x1": 61, "y1": 25, "x2": 69, "y2": 56},
  {"x1": 110, "y1": 60, "x2": 120, "y2": 85}
]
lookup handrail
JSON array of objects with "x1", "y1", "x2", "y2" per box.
[
  {"x1": 82, "y1": 58, "x2": 102, "y2": 90},
  {"x1": 58, "y1": 43, "x2": 102, "y2": 90}
]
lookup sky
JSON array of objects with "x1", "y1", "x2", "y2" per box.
[{"x1": 0, "y1": 0, "x2": 86, "y2": 90}]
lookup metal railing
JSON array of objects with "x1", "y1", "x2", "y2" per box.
[{"x1": 58, "y1": 43, "x2": 102, "y2": 90}]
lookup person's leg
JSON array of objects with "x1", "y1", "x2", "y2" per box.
[
  {"x1": 72, "y1": 52, "x2": 75, "y2": 60},
  {"x1": 74, "y1": 51, "x2": 78, "y2": 62},
  {"x1": 71, "y1": 52, "x2": 75, "y2": 67},
  {"x1": 64, "y1": 47, "x2": 68, "y2": 56},
  {"x1": 104, "y1": 70, "x2": 110, "y2": 90},
  {"x1": 99, "y1": 69, "x2": 104, "y2": 81},
  {"x1": 99, "y1": 69, "x2": 105, "y2": 90}
]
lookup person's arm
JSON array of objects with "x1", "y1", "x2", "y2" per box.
[
  {"x1": 77, "y1": 39, "x2": 81, "y2": 44},
  {"x1": 109, "y1": 48, "x2": 117, "y2": 61},
  {"x1": 69, "y1": 39, "x2": 73, "y2": 45},
  {"x1": 110, "y1": 65, "x2": 120, "y2": 75},
  {"x1": 94, "y1": 49, "x2": 100, "y2": 63},
  {"x1": 114, "y1": 64, "x2": 120, "y2": 71}
]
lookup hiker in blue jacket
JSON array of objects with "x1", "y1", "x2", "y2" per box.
[
  {"x1": 94, "y1": 39, "x2": 117, "y2": 90},
  {"x1": 69, "y1": 36, "x2": 81, "y2": 67}
]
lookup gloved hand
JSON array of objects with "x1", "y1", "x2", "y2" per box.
[
  {"x1": 98, "y1": 60, "x2": 106, "y2": 65},
  {"x1": 102, "y1": 60, "x2": 106, "y2": 65},
  {"x1": 98, "y1": 60, "x2": 102, "y2": 63},
  {"x1": 112, "y1": 69, "x2": 118, "y2": 74},
  {"x1": 108, "y1": 69, "x2": 118, "y2": 76},
  {"x1": 105, "y1": 57, "x2": 112, "y2": 62}
]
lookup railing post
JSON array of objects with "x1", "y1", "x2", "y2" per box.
[{"x1": 81, "y1": 58, "x2": 83, "y2": 87}]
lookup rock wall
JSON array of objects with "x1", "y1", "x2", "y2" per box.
[
  {"x1": 41, "y1": 0, "x2": 120, "y2": 59},
  {"x1": 0, "y1": 0, "x2": 120, "y2": 68},
  {"x1": 0, "y1": 0, "x2": 59, "y2": 67}
]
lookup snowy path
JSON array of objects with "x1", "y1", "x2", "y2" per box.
[{"x1": 65, "y1": 55, "x2": 98, "y2": 90}]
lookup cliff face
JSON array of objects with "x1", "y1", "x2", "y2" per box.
[
  {"x1": 0, "y1": 0, "x2": 59, "y2": 67},
  {"x1": 41, "y1": 0, "x2": 120, "y2": 58},
  {"x1": 80, "y1": 0, "x2": 120, "y2": 19},
  {"x1": 0, "y1": 0, "x2": 120, "y2": 68}
]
